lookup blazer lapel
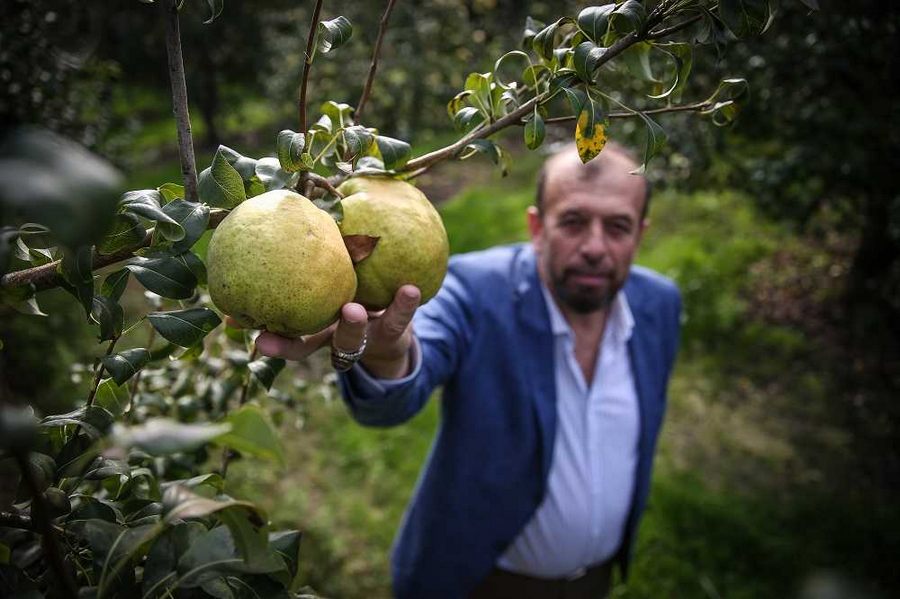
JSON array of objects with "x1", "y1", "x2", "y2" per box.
[{"x1": 513, "y1": 245, "x2": 557, "y2": 481}]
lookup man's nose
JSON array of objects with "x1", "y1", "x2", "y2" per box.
[{"x1": 580, "y1": 220, "x2": 607, "y2": 261}]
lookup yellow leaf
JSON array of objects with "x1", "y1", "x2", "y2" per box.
[{"x1": 575, "y1": 110, "x2": 608, "y2": 163}]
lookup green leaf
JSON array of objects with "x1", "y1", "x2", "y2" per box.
[
  {"x1": 100, "y1": 269, "x2": 129, "y2": 302},
  {"x1": 317, "y1": 16, "x2": 353, "y2": 54},
  {"x1": 147, "y1": 307, "x2": 221, "y2": 347},
  {"x1": 91, "y1": 294, "x2": 124, "y2": 341},
  {"x1": 113, "y1": 419, "x2": 231, "y2": 455},
  {"x1": 532, "y1": 17, "x2": 575, "y2": 62},
  {"x1": 607, "y1": 0, "x2": 646, "y2": 40},
  {"x1": 102, "y1": 349, "x2": 151, "y2": 386},
  {"x1": 452, "y1": 107, "x2": 484, "y2": 133},
  {"x1": 202, "y1": 0, "x2": 224, "y2": 24},
  {"x1": 493, "y1": 50, "x2": 531, "y2": 90},
  {"x1": 166, "y1": 495, "x2": 281, "y2": 579},
  {"x1": 94, "y1": 377, "x2": 131, "y2": 417},
  {"x1": 648, "y1": 42, "x2": 693, "y2": 101},
  {"x1": 162, "y1": 200, "x2": 210, "y2": 254},
  {"x1": 702, "y1": 78, "x2": 750, "y2": 125},
  {"x1": 718, "y1": 0, "x2": 775, "y2": 37},
  {"x1": 142, "y1": 522, "x2": 205, "y2": 596},
  {"x1": 576, "y1": 5, "x2": 615, "y2": 44},
  {"x1": 0, "y1": 127, "x2": 122, "y2": 250},
  {"x1": 341, "y1": 126, "x2": 375, "y2": 159},
  {"x1": 158, "y1": 182, "x2": 185, "y2": 203},
  {"x1": 121, "y1": 189, "x2": 184, "y2": 241},
  {"x1": 125, "y1": 253, "x2": 197, "y2": 299},
  {"x1": 522, "y1": 16, "x2": 546, "y2": 48},
  {"x1": 248, "y1": 357, "x2": 286, "y2": 392},
  {"x1": 198, "y1": 147, "x2": 247, "y2": 209},
  {"x1": 174, "y1": 522, "x2": 283, "y2": 590},
  {"x1": 524, "y1": 106, "x2": 545, "y2": 150},
  {"x1": 97, "y1": 212, "x2": 147, "y2": 256},
  {"x1": 276, "y1": 130, "x2": 306, "y2": 174},
  {"x1": 573, "y1": 41, "x2": 607, "y2": 82},
  {"x1": 619, "y1": 41, "x2": 658, "y2": 83},
  {"x1": 254, "y1": 157, "x2": 297, "y2": 192},
  {"x1": 633, "y1": 111, "x2": 668, "y2": 173},
  {"x1": 215, "y1": 405, "x2": 284, "y2": 465},
  {"x1": 447, "y1": 90, "x2": 473, "y2": 119},
  {"x1": 459, "y1": 139, "x2": 510, "y2": 177},
  {"x1": 374, "y1": 136, "x2": 411, "y2": 170},
  {"x1": 175, "y1": 250, "x2": 207, "y2": 286},
  {"x1": 42, "y1": 405, "x2": 115, "y2": 440},
  {"x1": 59, "y1": 245, "x2": 95, "y2": 317},
  {"x1": 321, "y1": 100, "x2": 354, "y2": 128},
  {"x1": 0, "y1": 282, "x2": 47, "y2": 316}
]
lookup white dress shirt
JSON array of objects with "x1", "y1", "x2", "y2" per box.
[{"x1": 496, "y1": 284, "x2": 640, "y2": 579}]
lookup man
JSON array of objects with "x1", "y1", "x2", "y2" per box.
[{"x1": 256, "y1": 143, "x2": 681, "y2": 598}]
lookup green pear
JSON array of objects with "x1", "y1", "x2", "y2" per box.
[
  {"x1": 206, "y1": 189, "x2": 357, "y2": 336},
  {"x1": 337, "y1": 176, "x2": 449, "y2": 310}
]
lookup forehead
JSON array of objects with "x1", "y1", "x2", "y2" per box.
[{"x1": 542, "y1": 151, "x2": 646, "y2": 219}]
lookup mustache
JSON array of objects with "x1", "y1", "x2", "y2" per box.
[{"x1": 563, "y1": 266, "x2": 614, "y2": 278}]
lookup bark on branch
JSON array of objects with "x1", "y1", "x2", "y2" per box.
[
  {"x1": 160, "y1": 0, "x2": 199, "y2": 202},
  {"x1": 355, "y1": 0, "x2": 398, "y2": 125},
  {"x1": 298, "y1": 0, "x2": 325, "y2": 134}
]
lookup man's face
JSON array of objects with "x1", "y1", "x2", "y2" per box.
[{"x1": 528, "y1": 153, "x2": 648, "y2": 314}]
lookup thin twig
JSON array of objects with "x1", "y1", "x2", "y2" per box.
[
  {"x1": 299, "y1": 0, "x2": 325, "y2": 134},
  {"x1": 647, "y1": 13, "x2": 704, "y2": 39},
  {"x1": 355, "y1": 0, "x2": 398, "y2": 124},
  {"x1": 0, "y1": 511, "x2": 34, "y2": 530},
  {"x1": 86, "y1": 336, "x2": 120, "y2": 407},
  {"x1": 160, "y1": 0, "x2": 199, "y2": 202},
  {"x1": 306, "y1": 172, "x2": 344, "y2": 198},
  {"x1": 0, "y1": 210, "x2": 229, "y2": 292},
  {"x1": 15, "y1": 451, "x2": 78, "y2": 598},
  {"x1": 539, "y1": 100, "x2": 714, "y2": 125}
]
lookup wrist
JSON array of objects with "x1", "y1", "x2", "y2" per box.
[{"x1": 360, "y1": 352, "x2": 410, "y2": 380}]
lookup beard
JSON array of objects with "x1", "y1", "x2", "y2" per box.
[{"x1": 551, "y1": 266, "x2": 619, "y2": 314}]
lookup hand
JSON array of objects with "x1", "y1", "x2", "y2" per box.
[{"x1": 231, "y1": 284, "x2": 421, "y2": 379}]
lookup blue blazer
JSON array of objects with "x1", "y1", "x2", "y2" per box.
[{"x1": 340, "y1": 243, "x2": 681, "y2": 599}]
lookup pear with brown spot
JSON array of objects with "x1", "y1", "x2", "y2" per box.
[{"x1": 337, "y1": 176, "x2": 449, "y2": 310}]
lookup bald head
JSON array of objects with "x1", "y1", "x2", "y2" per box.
[{"x1": 535, "y1": 143, "x2": 651, "y2": 220}]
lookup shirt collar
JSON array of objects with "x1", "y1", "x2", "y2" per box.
[{"x1": 540, "y1": 279, "x2": 635, "y2": 345}]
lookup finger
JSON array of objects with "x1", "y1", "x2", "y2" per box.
[
  {"x1": 377, "y1": 285, "x2": 421, "y2": 340},
  {"x1": 332, "y1": 303, "x2": 368, "y2": 351},
  {"x1": 256, "y1": 330, "x2": 328, "y2": 361}
]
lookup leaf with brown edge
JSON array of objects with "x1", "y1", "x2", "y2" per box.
[{"x1": 343, "y1": 235, "x2": 380, "y2": 264}]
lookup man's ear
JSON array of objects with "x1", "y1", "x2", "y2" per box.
[{"x1": 527, "y1": 206, "x2": 543, "y2": 243}]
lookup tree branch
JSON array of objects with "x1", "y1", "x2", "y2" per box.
[
  {"x1": 354, "y1": 0, "x2": 398, "y2": 125},
  {"x1": 0, "y1": 210, "x2": 229, "y2": 292},
  {"x1": 298, "y1": 0, "x2": 325, "y2": 134},
  {"x1": 306, "y1": 172, "x2": 344, "y2": 198},
  {"x1": 539, "y1": 100, "x2": 714, "y2": 125},
  {"x1": 0, "y1": 511, "x2": 34, "y2": 530},
  {"x1": 647, "y1": 13, "x2": 704, "y2": 39},
  {"x1": 401, "y1": 31, "x2": 642, "y2": 174},
  {"x1": 160, "y1": 0, "x2": 199, "y2": 202}
]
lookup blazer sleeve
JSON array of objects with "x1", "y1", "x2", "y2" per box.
[{"x1": 337, "y1": 262, "x2": 475, "y2": 427}]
